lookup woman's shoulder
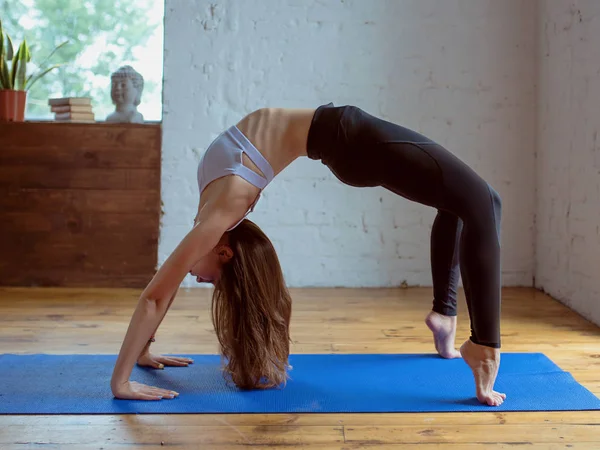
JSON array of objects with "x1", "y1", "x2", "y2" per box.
[{"x1": 196, "y1": 176, "x2": 260, "y2": 228}]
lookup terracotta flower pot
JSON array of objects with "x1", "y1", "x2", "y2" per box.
[{"x1": 0, "y1": 89, "x2": 27, "y2": 122}]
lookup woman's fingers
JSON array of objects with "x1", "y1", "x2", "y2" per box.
[
  {"x1": 113, "y1": 381, "x2": 179, "y2": 401},
  {"x1": 131, "y1": 381, "x2": 179, "y2": 399},
  {"x1": 136, "y1": 354, "x2": 161, "y2": 369},
  {"x1": 159, "y1": 357, "x2": 192, "y2": 367},
  {"x1": 145, "y1": 387, "x2": 179, "y2": 398},
  {"x1": 158, "y1": 356, "x2": 194, "y2": 364},
  {"x1": 139, "y1": 354, "x2": 194, "y2": 368},
  {"x1": 147, "y1": 387, "x2": 177, "y2": 396},
  {"x1": 137, "y1": 393, "x2": 163, "y2": 401},
  {"x1": 152, "y1": 355, "x2": 194, "y2": 367},
  {"x1": 169, "y1": 356, "x2": 194, "y2": 364},
  {"x1": 139, "y1": 358, "x2": 164, "y2": 369}
]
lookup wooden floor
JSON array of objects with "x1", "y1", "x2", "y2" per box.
[{"x1": 0, "y1": 286, "x2": 599, "y2": 449}]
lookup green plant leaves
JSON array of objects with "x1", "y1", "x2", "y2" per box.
[
  {"x1": 0, "y1": 19, "x2": 15, "y2": 89},
  {"x1": 0, "y1": 24, "x2": 4, "y2": 89},
  {"x1": 27, "y1": 62, "x2": 64, "y2": 91},
  {"x1": 6, "y1": 34, "x2": 14, "y2": 61},
  {"x1": 0, "y1": 16, "x2": 67, "y2": 92},
  {"x1": 29, "y1": 39, "x2": 68, "y2": 83},
  {"x1": 14, "y1": 40, "x2": 30, "y2": 90},
  {"x1": 9, "y1": 43, "x2": 20, "y2": 89}
]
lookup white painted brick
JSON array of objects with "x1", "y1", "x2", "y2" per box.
[
  {"x1": 266, "y1": 226, "x2": 321, "y2": 257},
  {"x1": 305, "y1": 210, "x2": 332, "y2": 226},
  {"x1": 536, "y1": 0, "x2": 600, "y2": 326},
  {"x1": 161, "y1": 0, "x2": 536, "y2": 291},
  {"x1": 272, "y1": 208, "x2": 306, "y2": 227}
]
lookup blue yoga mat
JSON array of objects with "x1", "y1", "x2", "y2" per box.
[{"x1": 1, "y1": 353, "x2": 599, "y2": 414}]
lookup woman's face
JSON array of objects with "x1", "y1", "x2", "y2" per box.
[{"x1": 189, "y1": 244, "x2": 233, "y2": 284}]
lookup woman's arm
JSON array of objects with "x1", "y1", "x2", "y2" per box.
[
  {"x1": 110, "y1": 214, "x2": 228, "y2": 396},
  {"x1": 135, "y1": 287, "x2": 195, "y2": 369},
  {"x1": 141, "y1": 287, "x2": 178, "y2": 346}
]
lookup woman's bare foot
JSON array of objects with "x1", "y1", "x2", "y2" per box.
[
  {"x1": 425, "y1": 311, "x2": 461, "y2": 359},
  {"x1": 460, "y1": 339, "x2": 506, "y2": 406}
]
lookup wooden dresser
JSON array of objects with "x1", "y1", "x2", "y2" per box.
[{"x1": 0, "y1": 122, "x2": 162, "y2": 288}]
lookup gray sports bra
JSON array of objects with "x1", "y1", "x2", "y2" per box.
[{"x1": 197, "y1": 125, "x2": 275, "y2": 230}]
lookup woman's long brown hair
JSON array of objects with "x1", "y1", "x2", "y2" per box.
[{"x1": 211, "y1": 219, "x2": 292, "y2": 390}]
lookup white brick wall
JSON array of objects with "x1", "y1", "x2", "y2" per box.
[
  {"x1": 536, "y1": 0, "x2": 600, "y2": 326},
  {"x1": 161, "y1": 0, "x2": 537, "y2": 288}
]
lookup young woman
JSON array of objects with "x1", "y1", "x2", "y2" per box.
[{"x1": 110, "y1": 103, "x2": 506, "y2": 407}]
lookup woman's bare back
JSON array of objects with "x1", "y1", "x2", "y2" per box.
[{"x1": 194, "y1": 107, "x2": 316, "y2": 226}]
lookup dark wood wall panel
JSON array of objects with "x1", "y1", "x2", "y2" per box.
[
  {"x1": 0, "y1": 122, "x2": 161, "y2": 288},
  {"x1": 0, "y1": 167, "x2": 159, "y2": 190}
]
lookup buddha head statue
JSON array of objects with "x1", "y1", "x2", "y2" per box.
[{"x1": 110, "y1": 65, "x2": 144, "y2": 108}]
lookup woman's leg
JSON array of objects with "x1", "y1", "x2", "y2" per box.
[
  {"x1": 319, "y1": 106, "x2": 504, "y2": 405},
  {"x1": 368, "y1": 141, "x2": 503, "y2": 344},
  {"x1": 430, "y1": 211, "x2": 462, "y2": 317},
  {"x1": 328, "y1": 106, "x2": 502, "y2": 348},
  {"x1": 425, "y1": 210, "x2": 463, "y2": 359},
  {"x1": 377, "y1": 141, "x2": 504, "y2": 405}
]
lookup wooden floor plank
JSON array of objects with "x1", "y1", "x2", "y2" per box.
[
  {"x1": 1, "y1": 445, "x2": 597, "y2": 450},
  {"x1": 2, "y1": 411, "x2": 599, "y2": 427},
  {"x1": 343, "y1": 424, "x2": 600, "y2": 444},
  {"x1": 0, "y1": 286, "x2": 599, "y2": 449}
]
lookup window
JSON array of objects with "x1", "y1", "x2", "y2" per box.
[{"x1": 1, "y1": 0, "x2": 164, "y2": 121}]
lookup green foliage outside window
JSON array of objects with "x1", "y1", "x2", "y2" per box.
[{"x1": 1, "y1": 0, "x2": 163, "y2": 120}]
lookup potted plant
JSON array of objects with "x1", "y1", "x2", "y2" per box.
[{"x1": 0, "y1": 19, "x2": 67, "y2": 122}]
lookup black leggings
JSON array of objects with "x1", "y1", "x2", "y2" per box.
[{"x1": 306, "y1": 103, "x2": 502, "y2": 349}]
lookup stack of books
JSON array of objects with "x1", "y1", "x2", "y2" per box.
[{"x1": 48, "y1": 97, "x2": 95, "y2": 122}]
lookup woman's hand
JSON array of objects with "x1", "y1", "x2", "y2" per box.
[
  {"x1": 111, "y1": 380, "x2": 179, "y2": 401},
  {"x1": 137, "y1": 347, "x2": 194, "y2": 369}
]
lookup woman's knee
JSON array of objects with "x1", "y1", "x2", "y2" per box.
[
  {"x1": 487, "y1": 183, "x2": 502, "y2": 217},
  {"x1": 485, "y1": 183, "x2": 502, "y2": 241}
]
